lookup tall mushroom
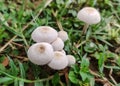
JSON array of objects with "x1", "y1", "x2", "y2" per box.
[{"x1": 77, "y1": 7, "x2": 101, "y2": 34}]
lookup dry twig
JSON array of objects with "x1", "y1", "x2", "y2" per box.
[
  {"x1": 90, "y1": 69, "x2": 115, "y2": 86},
  {"x1": 52, "y1": 10, "x2": 64, "y2": 31},
  {"x1": 109, "y1": 68, "x2": 117, "y2": 85}
]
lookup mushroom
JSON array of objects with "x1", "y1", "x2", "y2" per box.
[
  {"x1": 77, "y1": 7, "x2": 101, "y2": 34},
  {"x1": 58, "y1": 30, "x2": 68, "y2": 42},
  {"x1": 59, "y1": 50, "x2": 66, "y2": 55},
  {"x1": 48, "y1": 51, "x2": 68, "y2": 70},
  {"x1": 51, "y1": 37, "x2": 64, "y2": 51},
  {"x1": 67, "y1": 55, "x2": 76, "y2": 66},
  {"x1": 27, "y1": 42, "x2": 54, "y2": 65},
  {"x1": 31, "y1": 26, "x2": 58, "y2": 43}
]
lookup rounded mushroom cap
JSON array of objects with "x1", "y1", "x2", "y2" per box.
[
  {"x1": 48, "y1": 51, "x2": 68, "y2": 70},
  {"x1": 77, "y1": 7, "x2": 101, "y2": 24},
  {"x1": 67, "y1": 55, "x2": 76, "y2": 66},
  {"x1": 59, "y1": 50, "x2": 66, "y2": 55},
  {"x1": 58, "y1": 31, "x2": 68, "y2": 42},
  {"x1": 27, "y1": 42, "x2": 54, "y2": 65},
  {"x1": 31, "y1": 26, "x2": 58, "y2": 43},
  {"x1": 51, "y1": 37, "x2": 64, "y2": 51}
]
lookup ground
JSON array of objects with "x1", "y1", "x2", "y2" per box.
[{"x1": 0, "y1": 0, "x2": 120, "y2": 86}]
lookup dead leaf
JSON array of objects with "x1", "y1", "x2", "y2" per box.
[{"x1": 2, "y1": 57, "x2": 9, "y2": 67}]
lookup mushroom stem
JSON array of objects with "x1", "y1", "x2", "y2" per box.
[{"x1": 82, "y1": 23, "x2": 89, "y2": 34}]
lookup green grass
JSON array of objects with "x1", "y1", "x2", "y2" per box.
[{"x1": 0, "y1": 0, "x2": 120, "y2": 86}]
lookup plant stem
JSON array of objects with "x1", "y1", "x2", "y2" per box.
[
  {"x1": 82, "y1": 23, "x2": 89, "y2": 34},
  {"x1": 0, "y1": 70, "x2": 64, "y2": 83}
]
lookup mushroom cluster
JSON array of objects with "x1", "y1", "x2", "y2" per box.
[{"x1": 27, "y1": 26, "x2": 76, "y2": 70}]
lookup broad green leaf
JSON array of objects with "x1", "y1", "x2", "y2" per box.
[
  {"x1": 97, "y1": 44, "x2": 105, "y2": 51},
  {"x1": 79, "y1": 71, "x2": 88, "y2": 81},
  {"x1": 84, "y1": 42, "x2": 97, "y2": 53},
  {"x1": 52, "y1": 73, "x2": 60, "y2": 85},
  {"x1": 80, "y1": 70, "x2": 94, "y2": 82},
  {"x1": 68, "y1": 10, "x2": 77, "y2": 17},
  {"x1": 94, "y1": 52, "x2": 101, "y2": 59},
  {"x1": 68, "y1": 71, "x2": 79, "y2": 84},
  {"x1": 80, "y1": 56, "x2": 89, "y2": 72},
  {"x1": 71, "y1": 64, "x2": 80, "y2": 73}
]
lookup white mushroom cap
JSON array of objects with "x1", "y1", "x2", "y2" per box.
[
  {"x1": 67, "y1": 55, "x2": 76, "y2": 66},
  {"x1": 59, "y1": 50, "x2": 66, "y2": 55},
  {"x1": 27, "y1": 42, "x2": 54, "y2": 65},
  {"x1": 58, "y1": 31, "x2": 68, "y2": 42},
  {"x1": 31, "y1": 26, "x2": 58, "y2": 43},
  {"x1": 48, "y1": 51, "x2": 68, "y2": 70},
  {"x1": 51, "y1": 37, "x2": 64, "y2": 51},
  {"x1": 77, "y1": 7, "x2": 101, "y2": 24}
]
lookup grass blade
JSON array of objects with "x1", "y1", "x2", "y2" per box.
[
  {"x1": 0, "y1": 77, "x2": 13, "y2": 84},
  {"x1": 18, "y1": 61, "x2": 25, "y2": 86},
  {"x1": 7, "y1": 56, "x2": 18, "y2": 76}
]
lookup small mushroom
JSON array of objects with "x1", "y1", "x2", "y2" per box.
[
  {"x1": 51, "y1": 37, "x2": 64, "y2": 51},
  {"x1": 59, "y1": 50, "x2": 66, "y2": 55},
  {"x1": 27, "y1": 42, "x2": 54, "y2": 65},
  {"x1": 67, "y1": 55, "x2": 76, "y2": 66},
  {"x1": 31, "y1": 26, "x2": 58, "y2": 43},
  {"x1": 77, "y1": 7, "x2": 101, "y2": 34},
  {"x1": 58, "y1": 30, "x2": 68, "y2": 42},
  {"x1": 48, "y1": 51, "x2": 68, "y2": 70}
]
